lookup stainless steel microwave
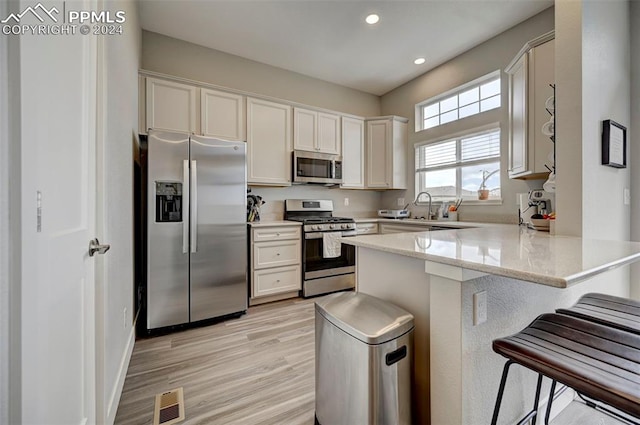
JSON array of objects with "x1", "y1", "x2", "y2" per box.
[{"x1": 293, "y1": 151, "x2": 342, "y2": 184}]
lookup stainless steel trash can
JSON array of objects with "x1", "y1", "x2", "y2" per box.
[{"x1": 315, "y1": 292, "x2": 414, "y2": 425}]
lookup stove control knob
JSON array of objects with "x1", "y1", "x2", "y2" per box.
[
  {"x1": 341, "y1": 224, "x2": 347, "y2": 229},
  {"x1": 313, "y1": 225, "x2": 320, "y2": 231},
  {"x1": 329, "y1": 224, "x2": 335, "y2": 229}
]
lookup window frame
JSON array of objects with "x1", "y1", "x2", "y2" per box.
[
  {"x1": 415, "y1": 123, "x2": 502, "y2": 205},
  {"x1": 415, "y1": 70, "x2": 502, "y2": 132}
]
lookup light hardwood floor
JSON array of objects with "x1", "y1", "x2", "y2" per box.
[{"x1": 114, "y1": 298, "x2": 316, "y2": 425}]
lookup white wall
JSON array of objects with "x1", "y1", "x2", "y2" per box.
[
  {"x1": 97, "y1": 1, "x2": 141, "y2": 423},
  {"x1": 142, "y1": 30, "x2": 381, "y2": 117},
  {"x1": 630, "y1": 1, "x2": 640, "y2": 300},
  {"x1": 379, "y1": 8, "x2": 555, "y2": 223}
]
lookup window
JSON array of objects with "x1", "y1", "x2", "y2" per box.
[
  {"x1": 415, "y1": 127, "x2": 501, "y2": 202},
  {"x1": 417, "y1": 71, "x2": 501, "y2": 130}
]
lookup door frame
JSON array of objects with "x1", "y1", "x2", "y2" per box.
[{"x1": 1, "y1": 0, "x2": 23, "y2": 422}]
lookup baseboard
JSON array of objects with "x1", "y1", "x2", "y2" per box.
[{"x1": 106, "y1": 325, "x2": 135, "y2": 425}]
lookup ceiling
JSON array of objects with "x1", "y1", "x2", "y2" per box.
[{"x1": 139, "y1": 0, "x2": 553, "y2": 96}]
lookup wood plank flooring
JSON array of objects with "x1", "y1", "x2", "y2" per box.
[{"x1": 114, "y1": 298, "x2": 316, "y2": 425}]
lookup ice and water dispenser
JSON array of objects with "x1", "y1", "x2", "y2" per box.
[{"x1": 155, "y1": 181, "x2": 182, "y2": 222}]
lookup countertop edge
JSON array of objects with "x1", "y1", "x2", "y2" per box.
[{"x1": 247, "y1": 221, "x2": 302, "y2": 228}]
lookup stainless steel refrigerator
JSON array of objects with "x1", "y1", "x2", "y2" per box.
[{"x1": 146, "y1": 130, "x2": 247, "y2": 330}]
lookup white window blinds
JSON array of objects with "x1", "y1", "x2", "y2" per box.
[{"x1": 416, "y1": 128, "x2": 500, "y2": 172}]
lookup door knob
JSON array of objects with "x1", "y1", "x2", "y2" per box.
[{"x1": 89, "y1": 238, "x2": 111, "y2": 257}]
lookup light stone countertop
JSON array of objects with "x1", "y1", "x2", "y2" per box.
[
  {"x1": 354, "y1": 218, "x2": 507, "y2": 229},
  {"x1": 342, "y1": 226, "x2": 640, "y2": 288},
  {"x1": 247, "y1": 220, "x2": 302, "y2": 228}
]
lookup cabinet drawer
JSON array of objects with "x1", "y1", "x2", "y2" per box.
[
  {"x1": 253, "y1": 265, "x2": 301, "y2": 298},
  {"x1": 253, "y1": 240, "x2": 300, "y2": 269},
  {"x1": 252, "y1": 226, "x2": 301, "y2": 242},
  {"x1": 379, "y1": 223, "x2": 430, "y2": 234},
  {"x1": 356, "y1": 222, "x2": 378, "y2": 235}
]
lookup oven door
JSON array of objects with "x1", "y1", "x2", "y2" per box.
[{"x1": 303, "y1": 233, "x2": 355, "y2": 279}]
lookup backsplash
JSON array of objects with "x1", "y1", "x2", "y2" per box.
[{"x1": 249, "y1": 185, "x2": 382, "y2": 221}]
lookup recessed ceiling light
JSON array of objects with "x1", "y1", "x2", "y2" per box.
[
  {"x1": 414, "y1": 58, "x2": 426, "y2": 65},
  {"x1": 365, "y1": 14, "x2": 380, "y2": 25}
]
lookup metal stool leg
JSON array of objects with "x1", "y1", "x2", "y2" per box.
[
  {"x1": 491, "y1": 360, "x2": 515, "y2": 425},
  {"x1": 544, "y1": 380, "x2": 557, "y2": 425},
  {"x1": 515, "y1": 374, "x2": 544, "y2": 425}
]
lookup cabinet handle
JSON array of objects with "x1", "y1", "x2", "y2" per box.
[
  {"x1": 276, "y1": 233, "x2": 280, "y2": 236},
  {"x1": 276, "y1": 252, "x2": 280, "y2": 256},
  {"x1": 276, "y1": 279, "x2": 281, "y2": 283}
]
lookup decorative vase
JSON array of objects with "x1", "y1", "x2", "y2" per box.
[{"x1": 477, "y1": 189, "x2": 489, "y2": 200}]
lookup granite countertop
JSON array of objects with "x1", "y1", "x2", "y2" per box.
[
  {"x1": 247, "y1": 220, "x2": 302, "y2": 228},
  {"x1": 342, "y1": 226, "x2": 640, "y2": 288}
]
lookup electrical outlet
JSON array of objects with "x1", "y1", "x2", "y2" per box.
[
  {"x1": 123, "y1": 307, "x2": 127, "y2": 329},
  {"x1": 473, "y1": 291, "x2": 487, "y2": 325},
  {"x1": 624, "y1": 188, "x2": 631, "y2": 205},
  {"x1": 344, "y1": 197, "x2": 349, "y2": 206},
  {"x1": 397, "y1": 198, "x2": 405, "y2": 207}
]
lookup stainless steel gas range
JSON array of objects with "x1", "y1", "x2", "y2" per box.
[{"x1": 284, "y1": 199, "x2": 356, "y2": 298}]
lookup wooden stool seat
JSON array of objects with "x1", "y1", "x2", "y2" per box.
[
  {"x1": 492, "y1": 313, "x2": 640, "y2": 420},
  {"x1": 557, "y1": 293, "x2": 640, "y2": 335}
]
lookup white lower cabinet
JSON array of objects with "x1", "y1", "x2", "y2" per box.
[
  {"x1": 250, "y1": 225, "x2": 301, "y2": 305},
  {"x1": 379, "y1": 223, "x2": 432, "y2": 234},
  {"x1": 355, "y1": 221, "x2": 378, "y2": 235}
]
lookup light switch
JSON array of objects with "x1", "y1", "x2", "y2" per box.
[
  {"x1": 344, "y1": 197, "x2": 349, "y2": 206},
  {"x1": 473, "y1": 291, "x2": 487, "y2": 325}
]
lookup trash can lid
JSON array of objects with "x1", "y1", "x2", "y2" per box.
[{"x1": 315, "y1": 292, "x2": 414, "y2": 345}]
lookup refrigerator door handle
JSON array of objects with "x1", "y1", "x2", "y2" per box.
[
  {"x1": 191, "y1": 160, "x2": 198, "y2": 253},
  {"x1": 182, "y1": 159, "x2": 190, "y2": 254}
]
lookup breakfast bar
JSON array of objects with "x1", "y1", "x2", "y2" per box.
[{"x1": 342, "y1": 226, "x2": 640, "y2": 425}]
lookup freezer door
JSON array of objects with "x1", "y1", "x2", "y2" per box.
[
  {"x1": 147, "y1": 130, "x2": 190, "y2": 329},
  {"x1": 189, "y1": 136, "x2": 248, "y2": 321}
]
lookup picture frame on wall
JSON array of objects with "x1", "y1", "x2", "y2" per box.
[{"x1": 602, "y1": 119, "x2": 627, "y2": 168}]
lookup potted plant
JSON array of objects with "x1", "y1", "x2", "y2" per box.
[{"x1": 478, "y1": 169, "x2": 499, "y2": 200}]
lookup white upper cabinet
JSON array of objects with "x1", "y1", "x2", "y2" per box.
[
  {"x1": 366, "y1": 116, "x2": 407, "y2": 189},
  {"x1": 506, "y1": 32, "x2": 555, "y2": 180},
  {"x1": 317, "y1": 112, "x2": 341, "y2": 155},
  {"x1": 293, "y1": 108, "x2": 317, "y2": 152},
  {"x1": 293, "y1": 107, "x2": 341, "y2": 155},
  {"x1": 146, "y1": 77, "x2": 197, "y2": 134},
  {"x1": 341, "y1": 117, "x2": 365, "y2": 189},
  {"x1": 247, "y1": 97, "x2": 292, "y2": 186},
  {"x1": 200, "y1": 88, "x2": 245, "y2": 141}
]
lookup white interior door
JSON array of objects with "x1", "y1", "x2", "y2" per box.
[{"x1": 19, "y1": 1, "x2": 98, "y2": 423}]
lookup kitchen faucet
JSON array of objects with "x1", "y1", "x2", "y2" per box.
[{"x1": 413, "y1": 191, "x2": 433, "y2": 219}]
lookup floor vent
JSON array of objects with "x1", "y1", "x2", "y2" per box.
[{"x1": 153, "y1": 387, "x2": 185, "y2": 425}]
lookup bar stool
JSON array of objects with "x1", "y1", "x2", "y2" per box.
[
  {"x1": 491, "y1": 313, "x2": 640, "y2": 425},
  {"x1": 556, "y1": 293, "x2": 640, "y2": 334}
]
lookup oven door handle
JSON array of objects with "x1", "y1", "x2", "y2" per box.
[{"x1": 305, "y1": 230, "x2": 357, "y2": 239}]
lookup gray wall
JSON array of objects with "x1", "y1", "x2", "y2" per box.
[
  {"x1": 142, "y1": 30, "x2": 381, "y2": 117},
  {"x1": 379, "y1": 8, "x2": 555, "y2": 223},
  {"x1": 250, "y1": 186, "x2": 381, "y2": 221},
  {"x1": 99, "y1": 1, "x2": 141, "y2": 423}
]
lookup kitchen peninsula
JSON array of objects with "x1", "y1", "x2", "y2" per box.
[{"x1": 343, "y1": 227, "x2": 640, "y2": 425}]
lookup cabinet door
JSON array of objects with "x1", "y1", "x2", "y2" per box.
[
  {"x1": 508, "y1": 54, "x2": 528, "y2": 177},
  {"x1": 529, "y1": 39, "x2": 555, "y2": 175},
  {"x1": 146, "y1": 78, "x2": 196, "y2": 133},
  {"x1": 341, "y1": 117, "x2": 365, "y2": 188},
  {"x1": 247, "y1": 98, "x2": 292, "y2": 185},
  {"x1": 317, "y1": 112, "x2": 341, "y2": 155},
  {"x1": 201, "y1": 88, "x2": 245, "y2": 141},
  {"x1": 367, "y1": 119, "x2": 391, "y2": 188},
  {"x1": 293, "y1": 108, "x2": 317, "y2": 152}
]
